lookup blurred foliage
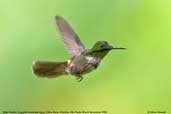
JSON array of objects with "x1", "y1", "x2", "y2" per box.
[{"x1": 0, "y1": 0, "x2": 170, "y2": 114}]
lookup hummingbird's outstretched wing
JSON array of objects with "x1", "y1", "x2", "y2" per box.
[{"x1": 55, "y1": 16, "x2": 85, "y2": 57}]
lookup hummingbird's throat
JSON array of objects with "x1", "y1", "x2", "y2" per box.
[
  {"x1": 92, "y1": 50, "x2": 110, "y2": 59},
  {"x1": 94, "y1": 48, "x2": 111, "y2": 52}
]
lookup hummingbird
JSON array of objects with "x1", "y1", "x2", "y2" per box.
[{"x1": 32, "y1": 16, "x2": 125, "y2": 81}]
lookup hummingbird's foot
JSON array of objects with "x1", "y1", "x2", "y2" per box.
[{"x1": 76, "y1": 76, "x2": 83, "y2": 82}]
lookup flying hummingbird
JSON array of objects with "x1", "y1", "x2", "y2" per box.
[{"x1": 32, "y1": 16, "x2": 125, "y2": 81}]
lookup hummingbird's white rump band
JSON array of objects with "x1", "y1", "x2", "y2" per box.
[
  {"x1": 65, "y1": 60, "x2": 71, "y2": 73},
  {"x1": 67, "y1": 60, "x2": 71, "y2": 64}
]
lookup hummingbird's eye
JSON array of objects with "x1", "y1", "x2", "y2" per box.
[{"x1": 100, "y1": 45, "x2": 105, "y2": 48}]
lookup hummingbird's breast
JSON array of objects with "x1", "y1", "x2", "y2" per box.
[{"x1": 65, "y1": 55, "x2": 100, "y2": 76}]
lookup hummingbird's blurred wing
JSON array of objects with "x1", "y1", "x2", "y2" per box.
[{"x1": 55, "y1": 16, "x2": 85, "y2": 57}]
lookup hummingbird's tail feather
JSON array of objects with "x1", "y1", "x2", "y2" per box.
[{"x1": 32, "y1": 61, "x2": 68, "y2": 78}]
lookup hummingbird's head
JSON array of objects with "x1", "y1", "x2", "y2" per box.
[
  {"x1": 91, "y1": 41, "x2": 126, "y2": 52},
  {"x1": 91, "y1": 41, "x2": 126, "y2": 59}
]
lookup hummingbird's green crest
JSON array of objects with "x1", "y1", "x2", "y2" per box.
[{"x1": 32, "y1": 16, "x2": 125, "y2": 81}]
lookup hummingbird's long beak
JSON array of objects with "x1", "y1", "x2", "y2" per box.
[
  {"x1": 112, "y1": 46, "x2": 126, "y2": 50},
  {"x1": 107, "y1": 45, "x2": 126, "y2": 50}
]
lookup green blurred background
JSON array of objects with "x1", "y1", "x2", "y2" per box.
[{"x1": 0, "y1": 0, "x2": 170, "y2": 114}]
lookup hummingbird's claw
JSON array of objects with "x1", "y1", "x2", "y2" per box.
[{"x1": 76, "y1": 76, "x2": 83, "y2": 82}]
